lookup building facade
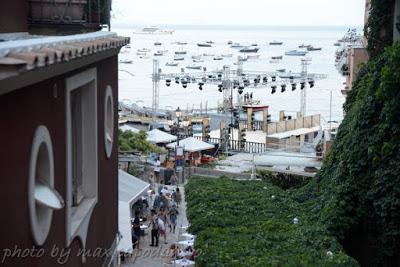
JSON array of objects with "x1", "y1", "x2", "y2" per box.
[{"x1": 0, "y1": 1, "x2": 128, "y2": 266}]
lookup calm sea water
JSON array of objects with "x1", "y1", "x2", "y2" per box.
[{"x1": 114, "y1": 26, "x2": 352, "y2": 123}]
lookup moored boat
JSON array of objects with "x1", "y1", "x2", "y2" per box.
[
  {"x1": 307, "y1": 46, "x2": 322, "y2": 51},
  {"x1": 186, "y1": 65, "x2": 202, "y2": 70},
  {"x1": 166, "y1": 62, "x2": 178, "y2": 66},
  {"x1": 197, "y1": 43, "x2": 212, "y2": 47},
  {"x1": 269, "y1": 40, "x2": 283, "y2": 45},
  {"x1": 239, "y1": 47, "x2": 259, "y2": 53},
  {"x1": 285, "y1": 50, "x2": 307, "y2": 56}
]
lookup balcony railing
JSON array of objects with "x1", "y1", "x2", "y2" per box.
[{"x1": 28, "y1": 0, "x2": 111, "y2": 31}]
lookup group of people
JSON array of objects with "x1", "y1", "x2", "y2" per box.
[
  {"x1": 149, "y1": 185, "x2": 182, "y2": 247},
  {"x1": 132, "y1": 183, "x2": 182, "y2": 249}
]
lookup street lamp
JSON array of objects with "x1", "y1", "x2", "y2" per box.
[{"x1": 175, "y1": 107, "x2": 183, "y2": 145}]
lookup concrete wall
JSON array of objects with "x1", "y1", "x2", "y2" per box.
[
  {"x1": 0, "y1": 56, "x2": 118, "y2": 266},
  {"x1": 346, "y1": 47, "x2": 369, "y2": 91},
  {"x1": 266, "y1": 114, "x2": 320, "y2": 135},
  {"x1": 189, "y1": 167, "x2": 252, "y2": 180},
  {"x1": 0, "y1": 0, "x2": 28, "y2": 33}
]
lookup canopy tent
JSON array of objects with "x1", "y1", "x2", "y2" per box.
[
  {"x1": 118, "y1": 170, "x2": 150, "y2": 253},
  {"x1": 167, "y1": 137, "x2": 214, "y2": 152},
  {"x1": 147, "y1": 129, "x2": 177, "y2": 144},
  {"x1": 119, "y1": 124, "x2": 140, "y2": 133}
]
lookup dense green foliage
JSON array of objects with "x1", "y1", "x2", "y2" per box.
[
  {"x1": 118, "y1": 129, "x2": 165, "y2": 154},
  {"x1": 185, "y1": 177, "x2": 358, "y2": 267},
  {"x1": 257, "y1": 169, "x2": 311, "y2": 190},
  {"x1": 316, "y1": 42, "x2": 400, "y2": 265},
  {"x1": 364, "y1": 0, "x2": 394, "y2": 57}
]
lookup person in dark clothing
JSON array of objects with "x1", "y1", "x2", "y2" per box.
[
  {"x1": 132, "y1": 211, "x2": 141, "y2": 249},
  {"x1": 149, "y1": 209, "x2": 159, "y2": 247}
]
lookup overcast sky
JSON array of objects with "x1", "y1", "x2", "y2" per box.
[{"x1": 112, "y1": 0, "x2": 366, "y2": 27}]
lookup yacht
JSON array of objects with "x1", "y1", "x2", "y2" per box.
[
  {"x1": 298, "y1": 44, "x2": 311, "y2": 49},
  {"x1": 186, "y1": 65, "x2": 202, "y2": 70},
  {"x1": 197, "y1": 43, "x2": 212, "y2": 47},
  {"x1": 231, "y1": 43, "x2": 244, "y2": 49},
  {"x1": 307, "y1": 46, "x2": 322, "y2": 51},
  {"x1": 285, "y1": 50, "x2": 308, "y2": 56},
  {"x1": 269, "y1": 41, "x2": 283, "y2": 45},
  {"x1": 247, "y1": 54, "x2": 260, "y2": 59},
  {"x1": 134, "y1": 26, "x2": 174, "y2": 35},
  {"x1": 206, "y1": 41, "x2": 214, "y2": 44},
  {"x1": 271, "y1": 55, "x2": 283, "y2": 60},
  {"x1": 153, "y1": 51, "x2": 163, "y2": 56},
  {"x1": 174, "y1": 51, "x2": 187, "y2": 55},
  {"x1": 173, "y1": 56, "x2": 185, "y2": 61},
  {"x1": 154, "y1": 42, "x2": 162, "y2": 46},
  {"x1": 166, "y1": 62, "x2": 179, "y2": 66},
  {"x1": 193, "y1": 58, "x2": 204, "y2": 63},
  {"x1": 177, "y1": 42, "x2": 188, "y2": 45},
  {"x1": 239, "y1": 47, "x2": 259, "y2": 53},
  {"x1": 203, "y1": 53, "x2": 215, "y2": 57},
  {"x1": 227, "y1": 40, "x2": 233, "y2": 45},
  {"x1": 213, "y1": 56, "x2": 223, "y2": 60},
  {"x1": 221, "y1": 54, "x2": 233, "y2": 58}
]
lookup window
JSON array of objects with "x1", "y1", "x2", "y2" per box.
[
  {"x1": 29, "y1": 125, "x2": 64, "y2": 246},
  {"x1": 104, "y1": 86, "x2": 114, "y2": 159},
  {"x1": 65, "y1": 68, "x2": 98, "y2": 247}
]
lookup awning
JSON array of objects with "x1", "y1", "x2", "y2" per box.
[
  {"x1": 147, "y1": 129, "x2": 177, "y2": 144},
  {"x1": 118, "y1": 170, "x2": 150, "y2": 253},
  {"x1": 167, "y1": 137, "x2": 214, "y2": 152},
  {"x1": 267, "y1": 126, "x2": 321, "y2": 139}
]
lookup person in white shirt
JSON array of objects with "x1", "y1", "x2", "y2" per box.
[{"x1": 154, "y1": 159, "x2": 161, "y2": 183}]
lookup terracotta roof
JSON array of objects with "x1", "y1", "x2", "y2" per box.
[{"x1": 0, "y1": 32, "x2": 130, "y2": 80}]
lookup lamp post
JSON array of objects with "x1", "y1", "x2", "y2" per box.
[{"x1": 175, "y1": 107, "x2": 183, "y2": 146}]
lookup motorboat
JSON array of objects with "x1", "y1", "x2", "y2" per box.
[
  {"x1": 269, "y1": 40, "x2": 283, "y2": 45},
  {"x1": 134, "y1": 26, "x2": 174, "y2": 34},
  {"x1": 221, "y1": 54, "x2": 233, "y2": 58},
  {"x1": 239, "y1": 47, "x2": 259, "y2": 53},
  {"x1": 334, "y1": 42, "x2": 341, "y2": 46},
  {"x1": 125, "y1": 44, "x2": 131, "y2": 49},
  {"x1": 136, "y1": 52, "x2": 147, "y2": 56},
  {"x1": 177, "y1": 42, "x2": 187, "y2": 45},
  {"x1": 154, "y1": 51, "x2": 163, "y2": 56},
  {"x1": 238, "y1": 56, "x2": 248, "y2": 62},
  {"x1": 186, "y1": 65, "x2": 202, "y2": 70},
  {"x1": 174, "y1": 56, "x2": 185, "y2": 61},
  {"x1": 154, "y1": 42, "x2": 162, "y2": 46},
  {"x1": 231, "y1": 43, "x2": 244, "y2": 49},
  {"x1": 298, "y1": 44, "x2": 311, "y2": 49},
  {"x1": 166, "y1": 62, "x2": 178, "y2": 66},
  {"x1": 227, "y1": 40, "x2": 233, "y2": 45},
  {"x1": 307, "y1": 46, "x2": 322, "y2": 51},
  {"x1": 271, "y1": 55, "x2": 283, "y2": 60},
  {"x1": 193, "y1": 58, "x2": 204, "y2": 63},
  {"x1": 137, "y1": 48, "x2": 151, "y2": 53},
  {"x1": 203, "y1": 53, "x2": 215, "y2": 57},
  {"x1": 206, "y1": 41, "x2": 214, "y2": 44},
  {"x1": 119, "y1": 59, "x2": 133, "y2": 64},
  {"x1": 276, "y1": 68, "x2": 286, "y2": 72},
  {"x1": 251, "y1": 43, "x2": 258, "y2": 46},
  {"x1": 213, "y1": 56, "x2": 223, "y2": 60},
  {"x1": 285, "y1": 50, "x2": 308, "y2": 56},
  {"x1": 175, "y1": 51, "x2": 187, "y2": 55},
  {"x1": 197, "y1": 43, "x2": 212, "y2": 47}
]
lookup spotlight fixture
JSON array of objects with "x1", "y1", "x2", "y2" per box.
[
  {"x1": 238, "y1": 86, "x2": 244, "y2": 95},
  {"x1": 300, "y1": 82, "x2": 306, "y2": 90},
  {"x1": 272, "y1": 76, "x2": 276, "y2": 82},
  {"x1": 271, "y1": 85, "x2": 277, "y2": 94},
  {"x1": 291, "y1": 83, "x2": 296, "y2": 91},
  {"x1": 281, "y1": 84, "x2": 286, "y2": 93},
  {"x1": 166, "y1": 79, "x2": 171, "y2": 86},
  {"x1": 218, "y1": 84, "x2": 223, "y2": 92},
  {"x1": 309, "y1": 80, "x2": 315, "y2": 88}
]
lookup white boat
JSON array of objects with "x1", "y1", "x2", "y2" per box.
[
  {"x1": 174, "y1": 56, "x2": 185, "y2": 61},
  {"x1": 193, "y1": 59, "x2": 204, "y2": 63},
  {"x1": 298, "y1": 44, "x2": 311, "y2": 49},
  {"x1": 276, "y1": 68, "x2": 286, "y2": 72},
  {"x1": 197, "y1": 43, "x2": 212, "y2": 47},
  {"x1": 177, "y1": 42, "x2": 188, "y2": 45},
  {"x1": 213, "y1": 56, "x2": 223, "y2": 60},
  {"x1": 166, "y1": 62, "x2": 178, "y2": 66},
  {"x1": 137, "y1": 48, "x2": 151, "y2": 53},
  {"x1": 203, "y1": 53, "x2": 215, "y2": 57},
  {"x1": 269, "y1": 40, "x2": 283, "y2": 45},
  {"x1": 239, "y1": 47, "x2": 259, "y2": 53},
  {"x1": 154, "y1": 42, "x2": 162, "y2": 46},
  {"x1": 125, "y1": 44, "x2": 131, "y2": 49},
  {"x1": 271, "y1": 55, "x2": 283, "y2": 60},
  {"x1": 221, "y1": 54, "x2": 233, "y2": 58},
  {"x1": 134, "y1": 26, "x2": 174, "y2": 35},
  {"x1": 238, "y1": 56, "x2": 248, "y2": 62},
  {"x1": 139, "y1": 55, "x2": 150, "y2": 59},
  {"x1": 136, "y1": 52, "x2": 147, "y2": 56},
  {"x1": 175, "y1": 51, "x2": 187, "y2": 55},
  {"x1": 154, "y1": 51, "x2": 163, "y2": 56},
  {"x1": 231, "y1": 43, "x2": 244, "y2": 49},
  {"x1": 269, "y1": 59, "x2": 280, "y2": 63},
  {"x1": 307, "y1": 46, "x2": 322, "y2": 51},
  {"x1": 285, "y1": 50, "x2": 308, "y2": 56},
  {"x1": 186, "y1": 65, "x2": 202, "y2": 70}
]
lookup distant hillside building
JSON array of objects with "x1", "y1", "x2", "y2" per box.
[{"x1": 0, "y1": 1, "x2": 129, "y2": 266}]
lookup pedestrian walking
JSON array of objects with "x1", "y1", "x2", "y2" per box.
[{"x1": 149, "y1": 209, "x2": 159, "y2": 247}]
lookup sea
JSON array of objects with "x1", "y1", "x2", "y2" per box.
[{"x1": 113, "y1": 25, "x2": 361, "y2": 124}]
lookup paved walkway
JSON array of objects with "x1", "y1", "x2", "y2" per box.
[{"x1": 121, "y1": 184, "x2": 190, "y2": 267}]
